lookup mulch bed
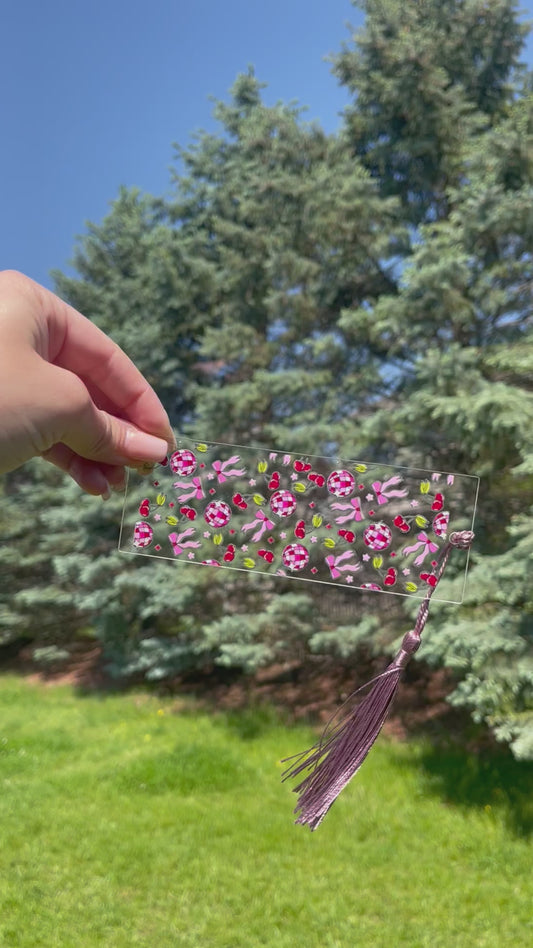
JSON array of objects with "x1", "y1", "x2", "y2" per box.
[{"x1": 1, "y1": 638, "x2": 483, "y2": 748}]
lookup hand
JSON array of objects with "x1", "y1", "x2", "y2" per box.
[{"x1": 0, "y1": 270, "x2": 175, "y2": 497}]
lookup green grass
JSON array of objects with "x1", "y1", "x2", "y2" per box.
[{"x1": 0, "y1": 676, "x2": 532, "y2": 948}]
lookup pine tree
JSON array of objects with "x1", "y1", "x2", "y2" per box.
[
  {"x1": 3, "y1": 3, "x2": 532, "y2": 761},
  {"x1": 333, "y1": 0, "x2": 533, "y2": 756},
  {"x1": 167, "y1": 70, "x2": 407, "y2": 453},
  {"x1": 333, "y1": 0, "x2": 527, "y2": 222}
]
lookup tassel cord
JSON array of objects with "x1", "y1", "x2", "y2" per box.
[{"x1": 282, "y1": 530, "x2": 474, "y2": 829}]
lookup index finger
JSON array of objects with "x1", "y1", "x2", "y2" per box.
[{"x1": 37, "y1": 280, "x2": 175, "y2": 446}]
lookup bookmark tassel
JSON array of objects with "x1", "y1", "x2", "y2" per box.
[{"x1": 282, "y1": 530, "x2": 474, "y2": 830}]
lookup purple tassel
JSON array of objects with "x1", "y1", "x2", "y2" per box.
[{"x1": 282, "y1": 531, "x2": 474, "y2": 829}]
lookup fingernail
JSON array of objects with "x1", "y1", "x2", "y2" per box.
[
  {"x1": 101, "y1": 480, "x2": 112, "y2": 501},
  {"x1": 125, "y1": 430, "x2": 169, "y2": 463}
]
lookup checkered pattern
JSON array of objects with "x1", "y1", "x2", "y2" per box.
[
  {"x1": 133, "y1": 521, "x2": 154, "y2": 548},
  {"x1": 281, "y1": 543, "x2": 310, "y2": 572},
  {"x1": 327, "y1": 469, "x2": 355, "y2": 497},
  {"x1": 169, "y1": 449, "x2": 197, "y2": 476},
  {"x1": 363, "y1": 522, "x2": 392, "y2": 551},
  {"x1": 270, "y1": 490, "x2": 297, "y2": 518},
  {"x1": 433, "y1": 511, "x2": 449, "y2": 538},
  {"x1": 204, "y1": 500, "x2": 232, "y2": 528}
]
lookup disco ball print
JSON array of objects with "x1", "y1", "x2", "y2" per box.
[{"x1": 119, "y1": 438, "x2": 479, "y2": 602}]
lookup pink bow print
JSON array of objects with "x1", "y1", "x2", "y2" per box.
[
  {"x1": 173, "y1": 476, "x2": 204, "y2": 502},
  {"x1": 241, "y1": 509, "x2": 275, "y2": 543},
  {"x1": 212, "y1": 456, "x2": 246, "y2": 483},
  {"x1": 168, "y1": 528, "x2": 201, "y2": 556},
  {"x1": 325, "y1": 550, "x2": 361, "y2": 580},
  {"x1": 402, "y1": 531, "x2": 439, "y2": 566},
  {"x1": 372, "y1": 474, "x2": 408, "y2": 505},
  {"x1": 331, "y1": 497, "x2": 365, "y2": 524}
]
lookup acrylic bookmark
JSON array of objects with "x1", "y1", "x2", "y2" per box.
[
  {"x1": 119, "y1": 437, "x2": 478, "y2": 828},
  {"x1": 119, "y1": 437, "x2": 478, "y2": 604}
]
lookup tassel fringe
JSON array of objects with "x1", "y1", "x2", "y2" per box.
[{"x1": 282, "y1": 530, "x2": 474, "y2": 829}]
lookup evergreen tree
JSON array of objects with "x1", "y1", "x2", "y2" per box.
[
  {"x1": 167, "y1": 70, "x2": 407, "y2": 451},
  {"x1": 333, "y1": 0, "x2": 533, "y2": 756},
  {"x1": 2, "y1": 1, "x2": 531, "y2": 761},
  {"x1": 334, "y1": 0, "x2": 527, "y2": 222}
]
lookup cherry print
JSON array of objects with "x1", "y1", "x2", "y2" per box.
[{"x1": 258, "y1": 549, "x2": 275, "y2": 564}]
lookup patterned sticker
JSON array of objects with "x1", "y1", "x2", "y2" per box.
[{"x1": 119, "y1": 437, "x2": 479, "y2": 603}]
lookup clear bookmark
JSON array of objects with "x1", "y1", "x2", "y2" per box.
[{"x1": 119, "y1": 437, "x2": 479, "y2": 603}]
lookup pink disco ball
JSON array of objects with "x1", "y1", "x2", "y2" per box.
[
  {"x1": 363, "y1": 522, "x2": 393, "y2": 551},
  {"x1": 433, "y1": 511, "x2": 449, "y2": 538},
  {"x1": 204, "y1": 500, "x2": 232, "y2": 528},
  {"x1": 270, "y1": 490, "x2": 297, "y2": 518},
  {"x1": 169, "y1": 449, "x2": 197, "y2": 476},
  {"x1": 327, "y1": 469, "x2": 355, "y2": 497},
  {"x1": 281, "y1": 543, "x2": 310, "y2": 572},
  {"x1": 133, "y1": 521, "x2": 153, "y2": 548}
]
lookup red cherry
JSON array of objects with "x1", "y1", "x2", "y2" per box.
[
  {"x1": 268, "y1": 472, "x2": 280, "y2": 489},
  {"x1": 431, "y1": 493, "x2": 444, "y2": 511},
  {"x1": 294, "y1": 520, "x2": 306, "y2": 539},
  {"x1": 258, "y1": 549, "x2": 274, "y2": 564},
  {"x1": 139, "y1": 499, "x2": 150, "y2": 517},
  {"x1": 308, "y1": 471, "x2": 325, "y2": 485},
  {"x1": 232, "y1": 492, "x2": 248, "y2": 509},
  {"x1": 223, "y1": 544, "x2": 236, "y2": 562},
  {"x1": 420, "y1": 572, "x2": 437, "y2": 587},
  {"x1": 344, "y1": 531, "x2": 355, "y2": 543},
  {"x1": 180, "y1": 506, "x2": 197, "y2": 520},
  {"x1": 394, "y1": 515, "x2": 410, "y2": 533},
  {"x1": 294, "y1": 460, "x2": 311, "y2": 472},
  {"x1": 384, "y1": 568, "x2": 397, "y2": 586}
]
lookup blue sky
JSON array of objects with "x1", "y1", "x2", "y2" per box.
[{"x1": 2, "y1": 0, "x2": 531, "y2": 291}]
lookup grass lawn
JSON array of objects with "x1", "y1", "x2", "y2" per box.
[{"x1": 0, "y1": 675, "x2": 532, "y2": 948}]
